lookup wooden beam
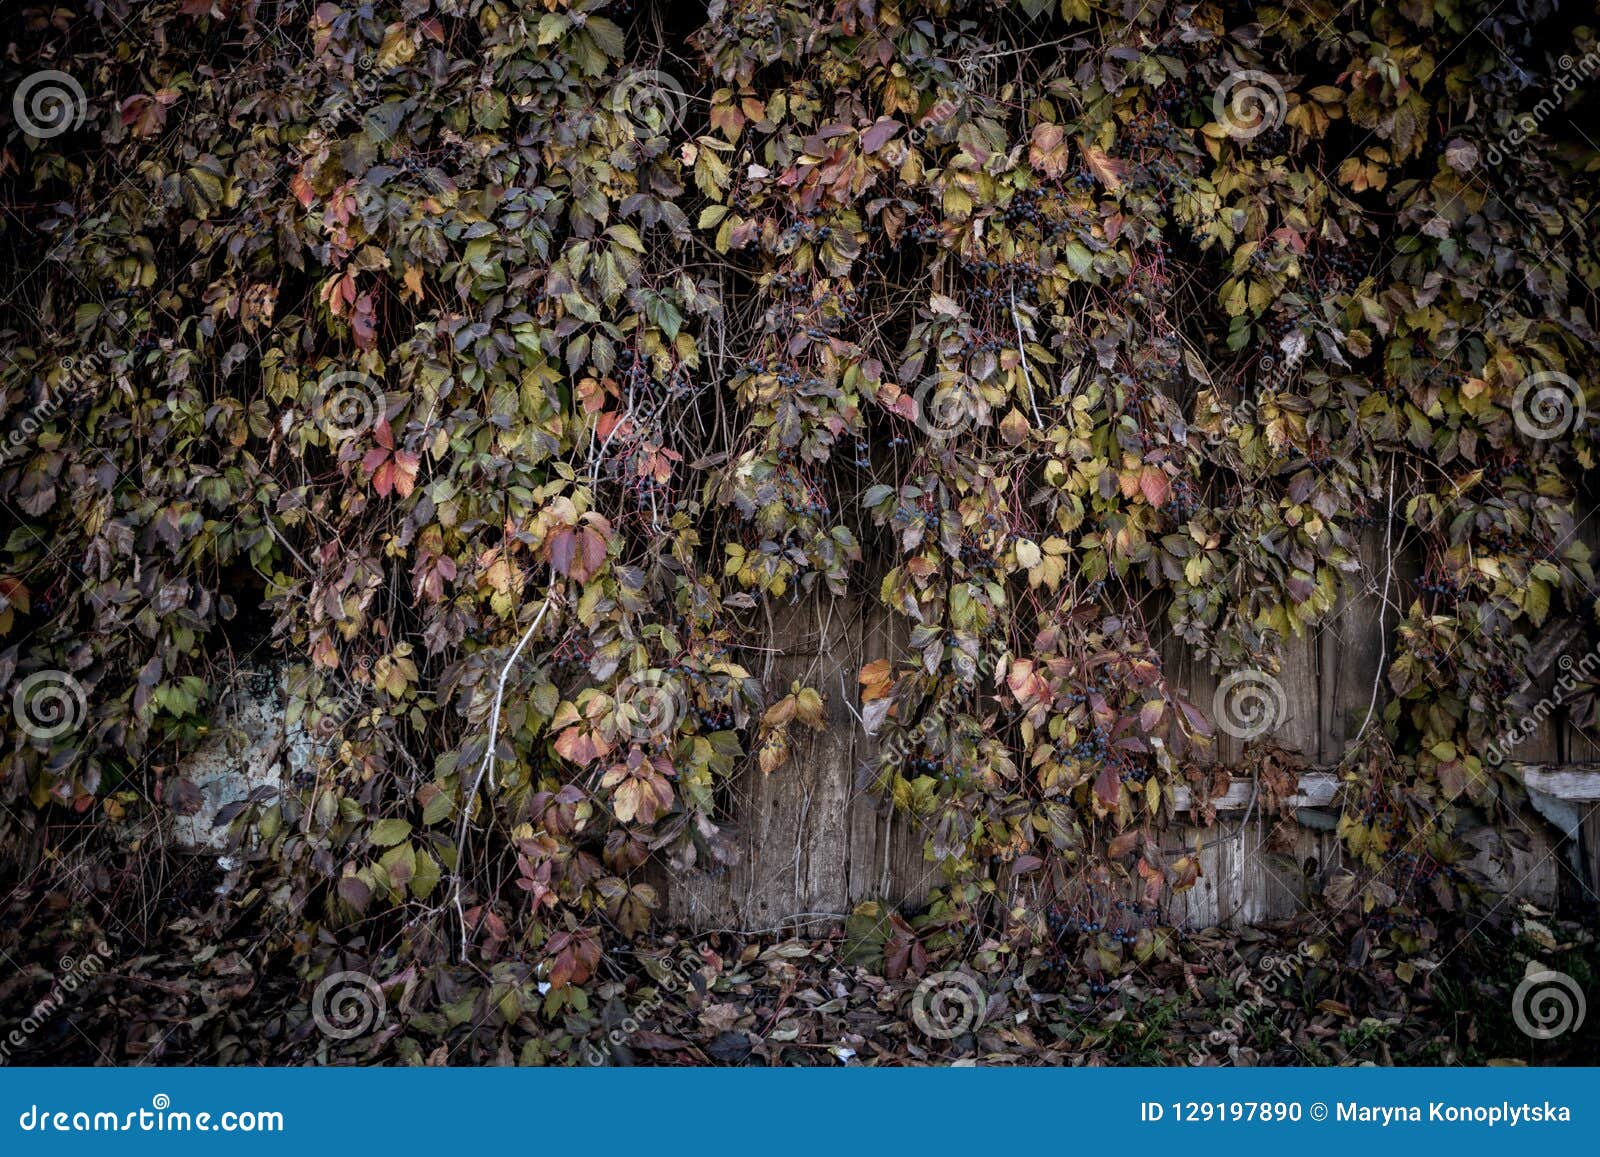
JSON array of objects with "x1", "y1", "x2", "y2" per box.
[
  {"x1": 1172, "y1": 772, "x2": 1337, "y2": 813},
  {"x1": 1519, "y1": 762, "x2": 1600, "y2": 802},
  {"x1": 1170, "y1": 762, "x2": 1600, "y2": 814}
]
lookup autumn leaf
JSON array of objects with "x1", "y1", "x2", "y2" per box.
[
  {"x1": 1093, "y1": 763, "x2": 1121, "y2": 816},
  {"x1": 1081, "y1": 143, "x2": 1125, "y2": 190},
  {"x1": 1028, "y1": 122, "x2": 1069, "y2": 178}
]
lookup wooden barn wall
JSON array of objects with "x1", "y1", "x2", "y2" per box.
[{"x1": 660, "y1": 521, "x2": 1600, "y2": 931}]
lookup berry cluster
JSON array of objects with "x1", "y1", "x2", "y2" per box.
[
  {"x1": 958, "y1": 255, "x2": 1042, "y2": 304},
  {"x1": 1395, "y1": 850, "x2": 1456, "y2": 886},
  {"x1": 1152, "y1": 81, "x2": 1197, "y2": 117},
  {"x1": 1066, "y1": 722, "x2": 1112, "y2": 764},
  {"x1": 891, "y1": 506, "x2": 940, "y2": 529},
  {"x1": 1000, "y1": 186, "x2": 1048, "y2": 229},
  {"x1": 1481, "y1": 661, "x2": 1519, "y2": 698},
  {"x1": 905, "y1": 209, "x2": 941, "y2": 243},
  {"x1": 1165, "y1": 476, "x2": 1201, "y2": 520},
  {"x1": 1417, "y1": 572, "x2": 1464, "y2": 600},
  {"x1": 694, "y1": 705, "x2": 737, "y2": 730}
]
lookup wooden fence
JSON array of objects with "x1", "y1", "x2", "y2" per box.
[{"x1": 659, "y1": 523, "x2": 1600, "y2": 931}]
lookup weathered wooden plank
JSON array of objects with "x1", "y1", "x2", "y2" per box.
[
  {"x1": 1319, "y1": 525, "x2": 1389, "y2": 762},
  {"x1": 1500, "y1": 616, "x2": 1575, "y2": 766},
  {"x1": 845, "y1": 602, "x2": 936, "y2": 911},
  {"x1": 1172, "y1": 773, "x2": 1338, "y2": 812},
  {"x1": 1519, "y1": 763, "x2": 1600, "y2": 800},
  {"x1": 1172, "y1": 765, "x2": 1600, "y2": 813},
  {"x1": 1158, "y1": 621, "x2": 1226, "y2": 764},
  {"x1": 1584, "y1": 806, "x2": 1600, "y2": 900},
  {"x1": 1558, "y1": 497, "x2": 1600, "y2": 764},
  {"x1": 661, "y1": 575, "x2": 1600, "y2": 931},
  {"x1": 663, "y1": 597, "x2": 861, "y2": 931},
  {"x1": 1274, "y1": 630, "x2": 1321, "y2": 760},
  {"x1": 1159, "y1": 820, "x2": 1340, "y2": 928}
]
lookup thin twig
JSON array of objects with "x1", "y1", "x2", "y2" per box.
[
  {"x1": 454, "y1": 584, "x2": 557, "y2": 961},
  {"x1": 1352, "y1": 453, "x2": 1397, "y2": 749},
  {"x1": 1011, "y1": 284, "x2": 1043, "y2": 426}
]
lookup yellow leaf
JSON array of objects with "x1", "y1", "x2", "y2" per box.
[{"x1": 795, "y1": 686, "x2": 826, "y2": 730}]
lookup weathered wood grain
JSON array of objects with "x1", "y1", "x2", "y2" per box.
[
  {"x1": 1319, "y1": 525, "x2": 1390, "y2": 762},
  {"x1": 660, "y1": 573, "x2": 1596, "y2": 931}
]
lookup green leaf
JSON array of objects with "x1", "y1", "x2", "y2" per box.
[{"x1": 369, "y1": 818, "x2": 413, "y2": 847}]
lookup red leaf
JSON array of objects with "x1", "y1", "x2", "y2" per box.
[
  {"x1": 352, "y1": 292, "x2": 378, "y2": 350},
  {"x1": 860, "y1": 117, "x2": 903, "y2": 154},
  {"x1": 1093, "y1": 763, "x2": 1121, "y2": 815},
  {"x1": 572, "y1": 525, "x2": 607, "y2": 582},
  {"x1": 1139, "y1": 466, "x2": 1169, "y2": 507},
  {"x1": 1082, "y1": 143, "x2": 1126, "y2": 191},
  {"x1": 548, "y1": 528, "x2": 576, "y2": 577},
  {"x1": 389, "y1": 451, "x2": 418, "y2": 498},
  {"x1": 554, "y1": 726, "x2": 598, "y2": 765}
]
